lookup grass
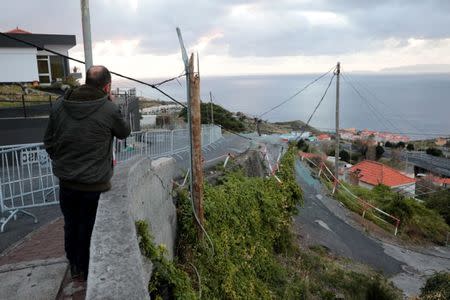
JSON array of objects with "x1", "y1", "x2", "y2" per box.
[
  {"x1": 319, "y1": 173, "x2": 450, "y2": 244},
  {"x1": 0, "y1": 84, "x2": 59, "y2": 108}
]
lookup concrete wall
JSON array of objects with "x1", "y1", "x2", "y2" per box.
[
  {"x1": 87, "y1": 156, "x2": 177, "y2": 300},
  {"x1": 0, "y1": 48, "x2": 38, "y2": 82}
]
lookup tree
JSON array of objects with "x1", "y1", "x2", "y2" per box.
[
  {"x1": 426, "y1": 147, "x2": 444, "y2": 157},
  {"x1": 396, "y1": 141, "x2": 405, "y2": 149},
  {"x1": 425, "y1": 190, "x2": 450, "y2": 225},
  {"x1": 375, "y1": 145, "x2": 385, "y2": 160},
  {"x1": 179, "y1": 102, "x2": 246, "y2": 132},
  {"x1": 406, "y1": 143, "x2": 414, "y2": 151},
  {"x1": 297, "y1": 139, "x2": 309, "y2": 152},
  {"x1": 339, "y1": 150, "x2": 350, "y2": 163},
  {"x1": 385, "y1": 141, "x2": 393, "y2": 148}
]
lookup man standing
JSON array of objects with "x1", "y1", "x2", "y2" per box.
[{"x1": 44, "y1": 65, "x2": 130, "y2": 281}]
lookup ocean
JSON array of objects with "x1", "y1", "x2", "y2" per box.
[{"x1": 114, "y1": 73, "x2": 450, "y2": 140}]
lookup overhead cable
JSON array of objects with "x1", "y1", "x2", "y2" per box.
[
  {"x1": 258, "y1": 65, "x2": 336, "y2": 118},
  {"x1": 0, "y1": 32, "x2": 187, "y2": 108},
  {"x1": 299, "y1": 73, "x2": 336, "y2": 136}
]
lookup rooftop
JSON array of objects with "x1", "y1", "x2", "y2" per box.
[
  {"x1": 349, "y1": 160, "x2": 416, "y2": 187},
  {"x1": 0, "y1": 27, "x2": 76, "y2": 48}
]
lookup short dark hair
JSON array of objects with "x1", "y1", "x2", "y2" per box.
[{"x1": 85, "y1": 65, "x2": 111, "y2": 89}]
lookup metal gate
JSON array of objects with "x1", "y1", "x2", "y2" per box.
[{"x1": 0, "y1": 125, "x2": 223, "y2": 232}]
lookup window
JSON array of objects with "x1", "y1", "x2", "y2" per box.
[
  {"x1": 39, "y1": 76, "x2": 51, "y2": 84},
  {"x1": 50, "y1": 56, "x2": 64, "y2": 81},
  {"x1": 37, "y1": 59, "x2": 49, "y2": 74}
]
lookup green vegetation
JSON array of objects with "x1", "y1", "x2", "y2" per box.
[
  {"x1": 297, "y1": 139, "x2": 309, "y2": 152},
  {"x1": 420, "y1": 272, "x2": 450, "y2": 300},
  {"x1": 333, "y1": 184, "x2": 450, "y2": 244},
  {"x1": 135, "y1": 220, "x2": 197, "y2": 299},
  {"x1": 179, "y1": 102, "x2": 246, "y2": 132},
  {"x1": 425, "y1": 189, "x2": 450, "y2": 226},
  {"x1": 172, "y1": 146, "x2": 400, "y2": 299},
  {"x1": 406, "y1": 143, "x2": 414, "y2": 151},
  {"x1": 426, "y1": 147, "x2": 444, "y2": 157}
]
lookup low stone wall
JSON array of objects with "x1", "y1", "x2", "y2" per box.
[{"x1": 86, "y1": 156, "x2": 177, "y2": 300}]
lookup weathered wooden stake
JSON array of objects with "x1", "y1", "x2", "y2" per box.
[{"x1": 189, "y1": 54, "x2": 204, "y2": 236}]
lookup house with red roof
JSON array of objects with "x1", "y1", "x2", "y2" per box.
[
  {"x1": 317, "y1": 134, "x2": 331, "y2": 141},
  {"x1": 0, "y1": 27, "x2": 76, "y2": 84},
  {"x1": 347, "y1": 160, "x2": 416, "y2": 195}
]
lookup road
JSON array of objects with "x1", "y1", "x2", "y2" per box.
[
  {"x1": 383, "y1": 148, "x2": 450, "y2": 177},
  {"x1": 0, "y1": 133, "x2": 251, "y2": 254},
  {"x1": 294, "y1": 159, "x2": 450, "y2": 297}
]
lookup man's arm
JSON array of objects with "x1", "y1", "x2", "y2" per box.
[
  {"x1": 112, "y1": 107, "x2": 131, "y2": 139},
  {"x1": 43, "y1": 114, "x2": 56, "y2": 159}
]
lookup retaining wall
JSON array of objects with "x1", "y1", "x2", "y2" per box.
[{"x1": 86, "y1": 156, "x2": 177, "y2": 299}]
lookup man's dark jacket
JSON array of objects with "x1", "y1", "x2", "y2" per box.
[{"x1": 44, "y1": 85, "x2": 131, "y2": 192}]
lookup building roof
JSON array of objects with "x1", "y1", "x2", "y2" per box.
[
  {"x1": 6, "y1": 27, "x2": 32, "y2": 34},
  {"x1": 317, "y1": 134, "x2": 331, "y2": 140},
  {"x1": 298, "y1": 151, "x2": 325, "y2": 160},
  {"x1": 0, "y1": 28, "x2": 76, "y2": 48},
  {"x1": 349, "y1": 160, "x2": 415, "y2": 187}
]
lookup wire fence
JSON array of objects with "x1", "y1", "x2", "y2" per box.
[
  {"x1": 0, "y1": 93, "x2": 59, "y2": 118},
  {"x1": 298, "y1": 154, "x2": 401, "y2": 236},
  {"x1": 0, "y1": 124, "x2": 222, "y2": 232}
]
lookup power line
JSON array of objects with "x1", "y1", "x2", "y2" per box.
[
  {"x1": 341, "y1": 73, "x2": 402, "y2": 133},
  {"x1": 343, "y1": 72, "x2": 427, "y2": 135},
  {"x1": 299, "y1": 73, "x2": 336, "y2": 136},
  {"x1": 258, "y1": 65, "x2": 336, "y2": 118},
  {"x1": 0, "y1": 32, "x2": 187, "y2": 108}
]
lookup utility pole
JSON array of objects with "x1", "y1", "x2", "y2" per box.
[
  {"x1": 335, "y1": 62, "x2": 341, "y2": 186},
  {"x1": 80, "y1": 0, "x2": 93, "y2": 69},
  {"x1": 209, "y1": 91, "x2": 214, "y2": 125},
  {"x1": 190, "y1": 54, "x2": 204, "y2": 234},
  {"x1": 176, "y1": 28, "x2": 204, "y2": 237}
]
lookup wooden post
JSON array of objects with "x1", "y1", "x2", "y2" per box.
[
  {"x1": 189, "y1": 54, "x2": 204, "y2": 236},
  {"x1": 335, "y1": 62, "x2": 340, "y2": 187},
  {"x1": 22, "y1": 94, "x2": 27, "y2": 118}
]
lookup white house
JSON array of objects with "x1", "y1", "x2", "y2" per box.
[{"x1": 0, "y1": 27, "x2": 76, "y2": 84}]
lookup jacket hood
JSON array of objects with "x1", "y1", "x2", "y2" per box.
[{"x1": 63, "y1": 85, "x2": 108, "y2": 120}]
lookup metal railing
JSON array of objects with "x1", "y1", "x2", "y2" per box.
[{"x1": 0, "y1": 124, "x2": 222, "y2": 232}]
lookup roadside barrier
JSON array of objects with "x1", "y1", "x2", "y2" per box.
[
  {"x1": 0, "y1": 124, "x2": 222, "y2": 232},
  {"x1": 299, "y1": 154, "x2": 401, "y2": 236}
]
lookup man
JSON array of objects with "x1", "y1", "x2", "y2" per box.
[{"x1": 44, "y1": 65, "x2": 130, "y2": 281}]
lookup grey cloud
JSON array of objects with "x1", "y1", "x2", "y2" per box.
[{"x1": 1, "y1": 0, "x2": 449, "y2": 57}]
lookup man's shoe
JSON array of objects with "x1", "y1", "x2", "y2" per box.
[{"x1": 70, "y1": 264, "x2": 83, "y2": 280}]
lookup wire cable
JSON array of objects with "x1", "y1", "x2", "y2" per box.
[
  {"x1": 258, "y1": 65, "x2": 336, "y2": 118},
  {"x1": 298, "y1": 73, "x2": 336, "y2": 137},
  {"x1": 0, "y1": 32, "x2": 187, "y2": 108},
  {"x1": 341, "y1": 73, "x2": 402, "y2": 133},
  {"x1": 343, "y1": 72, "x2": 427, "y2": 135}
]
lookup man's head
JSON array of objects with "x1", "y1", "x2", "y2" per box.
[{"x1": 85, "y1": 65, "x2": 111, "y2": 95}]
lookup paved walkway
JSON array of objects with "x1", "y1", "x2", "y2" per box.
[{"x1": 0, "y1": 217, "x2": 85, "y2": 299}]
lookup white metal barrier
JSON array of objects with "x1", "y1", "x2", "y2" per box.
[
  {"x1": 0, "y1": 144, "x2": 58, "y2": 232},
  {"x1": 0, "y1": 125, "x2": 223, "y2": 232}
]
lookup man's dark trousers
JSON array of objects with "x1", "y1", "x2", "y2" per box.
[{"x1": 59, "y1": 186, "x2": 101, "y2": 278}]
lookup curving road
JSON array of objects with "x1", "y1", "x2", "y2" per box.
[{"x1": 293, "y1": 158, "x2": 450, "y2": 297}]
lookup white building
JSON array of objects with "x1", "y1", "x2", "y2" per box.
[{"x1": 0, "y1": 27, "x2": 76, "y2": 84}]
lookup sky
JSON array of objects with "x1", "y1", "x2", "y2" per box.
[{"x1": 1, "y1": 0, "x2": 450, "y2": 77}]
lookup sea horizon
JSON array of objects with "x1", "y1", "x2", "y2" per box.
[{"x1": 114, "y1": 73, "x2": 450, "y2": 140}]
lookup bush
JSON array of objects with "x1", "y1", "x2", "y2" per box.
[
  {"x1": 175, "y1": 147, "x2": 401, "y2": 299},
  {"x1": 340, "y1": 150, "x2": 350, "y2": 162},
  {"x1": 420, "y1": 272, "x2": 450, "y2": 300},
  {"x1": 425, "y1": 190, "x2": 450, "y2": 225},
  {"x1": 347, "y1": 185, "x2": 450, "y2": 244},
  {"x1": 179, "y1": 103, "x2": 246, "y2": 132},
  {"x1": 426, "y1": 147, "x2": 444, "y2": 157},
  {"x1": 406, "y1": 143, "x2": 414, "y2": 151}
]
